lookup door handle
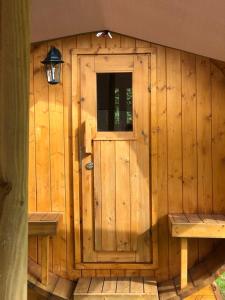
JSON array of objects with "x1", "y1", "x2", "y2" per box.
[
  {"x1": 84, "y1": 119, "x2": 93, "y2": 154},
  {"x1": 85, "y1": 161, "x2": 94, "y2": 170}
]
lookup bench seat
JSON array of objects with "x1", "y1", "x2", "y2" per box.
[
  {"x1": 169, "y1": 213, "x2": 225, "y2": 238},
  {"x1": 28, "y1": 212, "x2": 61, "y2": 286},
  {"x1": 168, "y1": 213, "x2": 225, "y2": 290},
  {"x1": 29, "y1": 212, "x2": 61, "y2": 236}
]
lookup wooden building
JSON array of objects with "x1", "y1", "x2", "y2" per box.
[
  {"x1": 28, "y1": 31, "x2": 225, "y2": 299},
  {"x1": 1, "y1": 1, "x2": 225, "y2": 300}
]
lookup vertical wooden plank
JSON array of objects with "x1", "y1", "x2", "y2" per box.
[
  {"x1": 77, "y1": 34, "x2": 91, "y2": 48},
  {"x1": 125, "y1": 269, "x2": 140, "y2": 277},
  {"x1": 150, "y1": 49, "x2": 159, "y2": 267},
  {"x1": 167, "y1": 48, "x2": 182, "y2": 213},
  {"x1": 101, "y1": 141, "x2": 116, "y2": 251},
  {"x1": 80, "y1": 55, "x2": 97, "y2": 262},
  {"x1": 180, "y1": 238, "x2": 188, "y2": 289},
  {"x1": 82, "y1": 270, "x2": 96, "y2": 277},
  {"x1": 152, "y1": 44, "x2": 169, "y2": 281},
  {"x1": 134, "y1": 54, "x2": 151, "y2": 262},
  {"x1": 106, "y1": 33, "x2": 121, "y2": 48},
  {"x1": 48, "y1": 40, "x2": 67, "y2": 276},
  {"x1": 34, "y1": 43, "x2": 52, "y2": 269},
  {"x1": 96, "y1": 270, "x2": 111, "y2": 277},
  {"x1": 41, "y1": 236, "x2": 49, "y2": 285},
  {"x1": 196, "y1": 56, "x2": 213, "y2": 259},
  {"x1": 48, "y1": 40, "x2": 65, "y2": 212},
  {"x1": 74, "y1": 35, "x2": 92, "y2": 264},
  {"x1": 29, "y1": 48, "x2": 37, "y2": 213},
  {"x1": 71, "y1": 51, "x2": 81, "y2": 262},
  {"x1": 72, "y1": 51, "x2": 81, "y2": 265},
  {"x1": 140, "y1": 269, "x2": 155, "y2": 277},
  {"x1": 136, "y1": 39, "x2": 151, "y2": 48},
  {"x1": 34, "y1": 43, "x2": 51, "y2": 212},
  {"x1": 62, "y1": 36, "x2": 80, "y2": 276},
  {"x1": 94, "y1": 142, "x2": 102, "y2": 251},
  {"x1": 181, "y1": 52, "x2": 197, "y2": 212},
  {"x1": 130, "y1": 141, "x2": 139, "y2": 251},
  {"x1": 212, "y1": 63, "x2": 225, "y2": 213},
  {"x1": 111, "y1": 270, "x2": 125, "y2": 277},
  {"x1": 196, "y1": 57, "x2": 213, "y2": 213},
  {"x1": 181, "y1": 52, "x2": 198, "y2": 268},
  {"x1": 121, "y1": 36, "x2": 135, "y2": 48},
  {"x1": 115, "y1": 141, "x2": 131, "y2": 251},
  {"x1": 0, "y1": 1, "x2": 29, "y2": 297},
  {"x1": 29, "y1": 48, "x2": 38, "y2": 262},
  {"x1": 91, "y1": 32, "x2": 106, "y2": 48},
  {"x1": 167, "y1": 48, "x2": 182, "y2": 278}
]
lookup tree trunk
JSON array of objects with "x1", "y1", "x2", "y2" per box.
[{"x1": 0, "y1": 0, "x2": 29, "y2": 299}]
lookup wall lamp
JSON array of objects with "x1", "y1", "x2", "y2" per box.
[{"x1": 41, "y1": 46, "x2": 64, "y2": 85}]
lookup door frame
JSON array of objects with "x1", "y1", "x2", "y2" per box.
[{"x1": 71, "y1": 47, "x2": 158, "y2": 269}]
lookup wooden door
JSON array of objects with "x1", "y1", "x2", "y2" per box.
[{"x1": 74, "y1": 50, "x2": 158, "y2": 269}]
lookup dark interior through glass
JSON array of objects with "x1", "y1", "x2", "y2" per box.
[{"x1": 97, "y1": 72, "x2": 133, "y2": 131}]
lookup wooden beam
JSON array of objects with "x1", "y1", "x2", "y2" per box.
[
  {"x1": 181, "y1": 238, "x2": 188, "y2": 289},
  {"x1": 0, "y1": 0, "x2": 29, "y2": 299},
  {"x1": 41, "y1": 236, "x2": 49, "y2": 285}
]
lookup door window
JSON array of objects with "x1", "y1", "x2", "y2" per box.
[{"x1": 97, "y1": 72, "x2": 133, "y2": 131}]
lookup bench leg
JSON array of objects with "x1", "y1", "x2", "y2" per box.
[
  {"x1": 41, "y1": 236, "x2": 49, "y2": 285},
  {"x1": 180, "y1": 237, "x2": 188, "y2": 289}
]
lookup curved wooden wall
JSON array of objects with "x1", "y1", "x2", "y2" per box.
[{"x1": 28, "y1": 33, "x2": 225, "y2": 282}]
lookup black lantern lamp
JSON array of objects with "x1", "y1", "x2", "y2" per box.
[{"x1": 41, "y1": 46, "x2": 64, "y2": 84}]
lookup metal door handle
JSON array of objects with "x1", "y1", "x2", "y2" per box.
[
  {"x1": 84, "y1": 119, "x2": 93, "y2": 154},
  {"x1": 85, "y1": 161, "x2": 94, "y2": 170}
]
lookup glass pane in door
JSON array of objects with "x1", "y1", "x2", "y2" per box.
[{"x1": 97, "y1": 72, "x2": 133, "y2": 131}]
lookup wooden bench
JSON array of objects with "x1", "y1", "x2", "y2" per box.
[
  {"x1": 28, "y1": 213, "x2": 61, "y2": 285},
  {"x1": 168, "y1": 213, "x2": 225, "y2": 290}
]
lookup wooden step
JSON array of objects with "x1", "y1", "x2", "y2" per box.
[{"x1": 74, "y1": 277, "x2": 159, "y2": 299}]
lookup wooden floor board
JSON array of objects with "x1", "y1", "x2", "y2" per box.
[
  {"x1": 74, "y1": 277, "x2": 159, "y2": 299},
  {"x1": 88, "y1": 277, "x2": 104, "y2": 294},
  {"x1": 130, "y1": 277, "x2": 144, "y2": 293},
  {"x1": 102, "y1": 277, "x2": 117, "y2": 294},
  {"x1": 75, "y1": 278, "x2": 91, "y2": 294},
  {"x1": 116, "y1": 277, "x2": 130, "y2": 294}
]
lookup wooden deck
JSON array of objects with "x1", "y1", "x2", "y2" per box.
[{"x1": 74, "y1": 277, "x2": 159, "y2": 299}]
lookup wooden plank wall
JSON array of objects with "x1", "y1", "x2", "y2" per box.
[{"x1": 28, "y1": 33, "x2": 225, "y2": 282}]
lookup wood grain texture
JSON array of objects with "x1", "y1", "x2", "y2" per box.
[
  {"x1": 181, "y1": 52, "x2": 197, "y2": 213},
  {"x1": 29, "y1": 48, "x2": 38, "y2": 262},
  {"x1": 75, "y1": 51, "x2": 155, "y2": 269},
  {"x1": 212, "y1": 63, "x2": 225, "y2": 213},
  {"x1": 62, "y1": 36, "x2": 79, "y2": 278},
  {"x1": 196, "y1": 56, "x2": 214, "y2": 260},
  {"x1": 153, "y1": 44, "x2": 168, "y2": 281},
  {"x1": 0, "y1": 0, "x2": 29, "y2": 299},
  {"x1": 166, "y1": 48, "x2": 182, "y2": 279},
  {"x1": 181, "y1": 238, "x2": 188, "y2": 289},
  {"x1": 29, "y1": 32, "x2": 225, "y2": 282},
  {"x1": 74, "y1": 277, "x2": 158, "y2": 299}
]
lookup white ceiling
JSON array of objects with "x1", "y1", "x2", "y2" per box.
[{"x1": 31, "y1": 0, "x2": 225, "y2": 61}]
